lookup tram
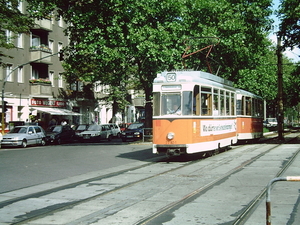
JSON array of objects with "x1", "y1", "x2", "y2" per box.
[{"x1": 152, "y1": 70, "x2": 264, "y2": 156}]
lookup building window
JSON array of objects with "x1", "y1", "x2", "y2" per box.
[
  {"x1": 49, "y1": 40, "x2": 54, "y2": 52},
  {"x1": 58, "y1": 16, "x2": 63, "y2": 27},
  {"x1": 18, "y1": 0, "x2": 23, "y2": 13},
  {"x1": 58, "y1": 74, "x2": 63, "y2": 88},
  {"x1": 6, "y1": 65, "x2": 13, "y2": 82},
  {"x1": 31, "y1": 64, "x2": 48, "y2": 80},
  {"x1": 6, "y1": 30, "x2": 12, "y2": 44},
  {"x1": 17, "y1": 33, "x2": 23, "y2": 48},
  {"x1": 49, "y1": 71, "x2": 54, "y2": 87},
  {"x1": 17, "y1": 67, "x2": 23, "y2": 83},
  {"x1": 30, "y1": 31, "x2": 50, "y2": 52},
  {"x1": 58, "y1": 42, "x2": 63, "y2": 59}
]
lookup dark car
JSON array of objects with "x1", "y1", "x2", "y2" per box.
[
  {"x1": 121, "y1": 123, "x2": 144, "y2": 142},
  {"x1": 119, "y1": 123, "x2": 131, "y2": 132},
  {"x1": 45, "y1": 125, "x2": 75, "y2": 144}
]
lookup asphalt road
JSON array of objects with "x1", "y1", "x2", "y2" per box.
[
  {"x1": 0, "y1": 140, "x2": 155, "y2": 193},
  {"x1": 2, "y1": 134, "x2": 300, "y2": 225}
]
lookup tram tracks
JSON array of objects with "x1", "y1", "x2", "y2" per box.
[
  {"x1": 135, "y1": 134, "x2": 300, "y2": 225},
  {"x1": 232, "y1": 135, "x2": 300, "y2": 225},
  {"x1": 1, "y1": 155, "x2": 203, "y2": 224},
  {"x1": 1, "y1": 133, "x2": 299, "y2": 225}
]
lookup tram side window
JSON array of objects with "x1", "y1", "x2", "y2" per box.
[
  {"x1": 258, "y1": 99, "x2": 263, "y2": 117},
  {"x1": 253, "y1": 98, "x2": 257, "y2": 116},
  {"x1": 236, "y1": 99, "x2": 242, "y2": 115},
  {"x1": 213, "y1": 89, "x2": 219, "y2": 116},
  {"x1": 161, "y1": 93, "x2": 181, "y2": 115},
  {"x1": 231, "y1": 92, "x2": 235, "y2": 116},
  {"x1": 226, "y1": 92, "x2": 230, "y2": 115},
  {"x1": 253, "y1": 98, "x2": 263, "y2": 117},
  {"x1": 220, "y1": 90, "x2": 225, "y2": 115},
  {"x1": 201, "y1": 87, "x2": 212, "y2": 116},
  {"x1": 153, "y1": 92, "x2": 160, "y2": 116},
  {"x1": 246, "y1": 97, "x2": 252, "y2": 116},
  {"x1": 183, "y1": 91, "x2": 193, "y2": 115},
  {"x1": 194, "y1": 85, "x2": 200, "y2": 115}
]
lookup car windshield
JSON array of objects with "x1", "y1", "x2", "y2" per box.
[
  {"x1": 9, "y1": 127, "x2": 27, "y2": 134},
  {"x1": 47, "y1": 126, "x2": 62, "y2": 133},
  {"x1": 76, "y1": 125, "x2": 87, "y2": 130},
  {"x1": 128, "y1": 123, "x2": 143, "y2": 130},
  {"x1": 87, "y1": 124, "x2": 100, "y2": 131}
]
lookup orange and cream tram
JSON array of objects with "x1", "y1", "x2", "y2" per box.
[
  {"x1": 152, "y1": 70, "x2": 238, "y2": 156},
  {"x1": 236, "y1": 89, "x2": 264, "y2": 141}
]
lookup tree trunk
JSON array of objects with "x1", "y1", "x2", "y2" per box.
[{"x1": 144, "y1": 85, "x2": 152, "y2": 128}]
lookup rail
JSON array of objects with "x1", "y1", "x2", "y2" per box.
[{"x1": 266, "y1": 176, "x2": 300, "y2": 225}]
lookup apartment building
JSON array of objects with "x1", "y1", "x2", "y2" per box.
[
  {"x1": 1, "y1": 2, "x2": 145, "y2": 131},
  {"x1": 0, "y1": 2, "x2": 88, "y2": 130}
]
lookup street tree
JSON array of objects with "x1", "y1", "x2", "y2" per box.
[{"x1": 277, "y1": 0, "x2": 300, "y2": 119}]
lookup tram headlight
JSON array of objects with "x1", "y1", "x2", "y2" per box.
[{"x1": 167, "y1": 132, "x2": 175, "y2": 140}]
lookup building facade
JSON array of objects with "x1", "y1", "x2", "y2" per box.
[
  {"x1": 0, "y1": 2, "x2": 86, "y2": 131},
  {"x1": 1, "y1": 2, "x2": 145, "y2": 132}
]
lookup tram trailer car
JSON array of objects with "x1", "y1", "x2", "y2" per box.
[
  {"x1": 236, "y1": 89, "x2": 264, "y2": 141},
  {"x1": 152, "y1": 70, "x2": 264, "y2": 156},
  {"x1": 153, "y1": 70, "x2": 238, "y2": 156}
]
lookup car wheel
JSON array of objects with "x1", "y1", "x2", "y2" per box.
[
  {"x1": 21, "y1": 139, "x2": 27, "y2": 148},
  {"x1": 41, "y1": 138, "x2": 46, "y2": 146}
]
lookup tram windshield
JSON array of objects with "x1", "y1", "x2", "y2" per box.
[
  {"x1": 153, "y1": 91, "x2": 193, "y2": 116},
  {"x1": 162, "y1": 93, "x2": 181, "y2": 115}
]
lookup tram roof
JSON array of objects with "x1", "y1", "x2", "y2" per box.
[
  {"x1": 154, "y1": 70, "x2": 234, "y2": 87},
  {"x1": 236, "y1": 88, "x2": 263, "y2": 99}
]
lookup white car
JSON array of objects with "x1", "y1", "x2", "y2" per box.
[
  {"x1": 109, "y1": 123, "x2": 121, "y2": 138},
  {"x1": 78, "y1": 124, "x2": 113, "y2": 142},
  {"x1": 1, "y1": 126, "x2": 46, "y2": 148}
]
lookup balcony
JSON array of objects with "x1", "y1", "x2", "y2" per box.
[
  {"x1": 30, "y1": 82, "x2": 52, "y2": 96},
  {"x1": 30, "y1": 46, "x2": 52, "y2": 64},
  {"x1": 33, "y1": 18, "x2": 52, "y2": 31}
]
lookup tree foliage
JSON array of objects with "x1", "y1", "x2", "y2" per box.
[
  {"x1": 26, "y1": 0, "x2": 283, "y2": 125},
  {"x1": 277, "y1": 0, "x2": 300, "y2": 50},
  {"x1": 0, "y1": 0, "x2": 35, "y2": 66}
]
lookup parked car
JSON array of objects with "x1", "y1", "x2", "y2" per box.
[
  {"x1": 78, "y1": 124, "x2": 113, "y2": 142},
  {"x1": 265, "y1": 118, "x2": 278, "y2": 127},
  {"x1": 109, "y1": 123, "x2": 121, "y2": 138},
  {"x1": 74, "y1": 124, "x2": 89, "y2": 139},
  {"x1": 1, "y1": 125, "x2": 46, "y2": 148},
  {"x1": 121, "y1": 123, "x2": 144, "y2": 142},
  {"x1": 45, "y1": 125, "x2": 75, "y2": 144},
  {"x1": 119, "y1": 123, "x2": 131, "y2": 132}
]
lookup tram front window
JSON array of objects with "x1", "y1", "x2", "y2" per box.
[{"x1": 161, "y1": 93, "x2": 181, "y2": 115}]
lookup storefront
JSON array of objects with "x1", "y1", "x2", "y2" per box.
[{"x1": 30, "y1": 98, "x2": 81, "y2": 129}]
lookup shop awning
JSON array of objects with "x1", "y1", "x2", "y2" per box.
[{"x1": 31, "y1": 107, "x2": 81, "y2": 116}]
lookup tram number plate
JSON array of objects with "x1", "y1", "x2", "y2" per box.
[{"x1": 166, "y1": 73, "x2": 176, "y2": 82}]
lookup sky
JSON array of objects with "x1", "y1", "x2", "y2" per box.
[{"x1": 270, "y1": 0, "x2": 300, "y2": 62}]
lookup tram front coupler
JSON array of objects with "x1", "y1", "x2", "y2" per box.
[{"x1": 166, "y1": 148, "x2": 181, "y2": 157}]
